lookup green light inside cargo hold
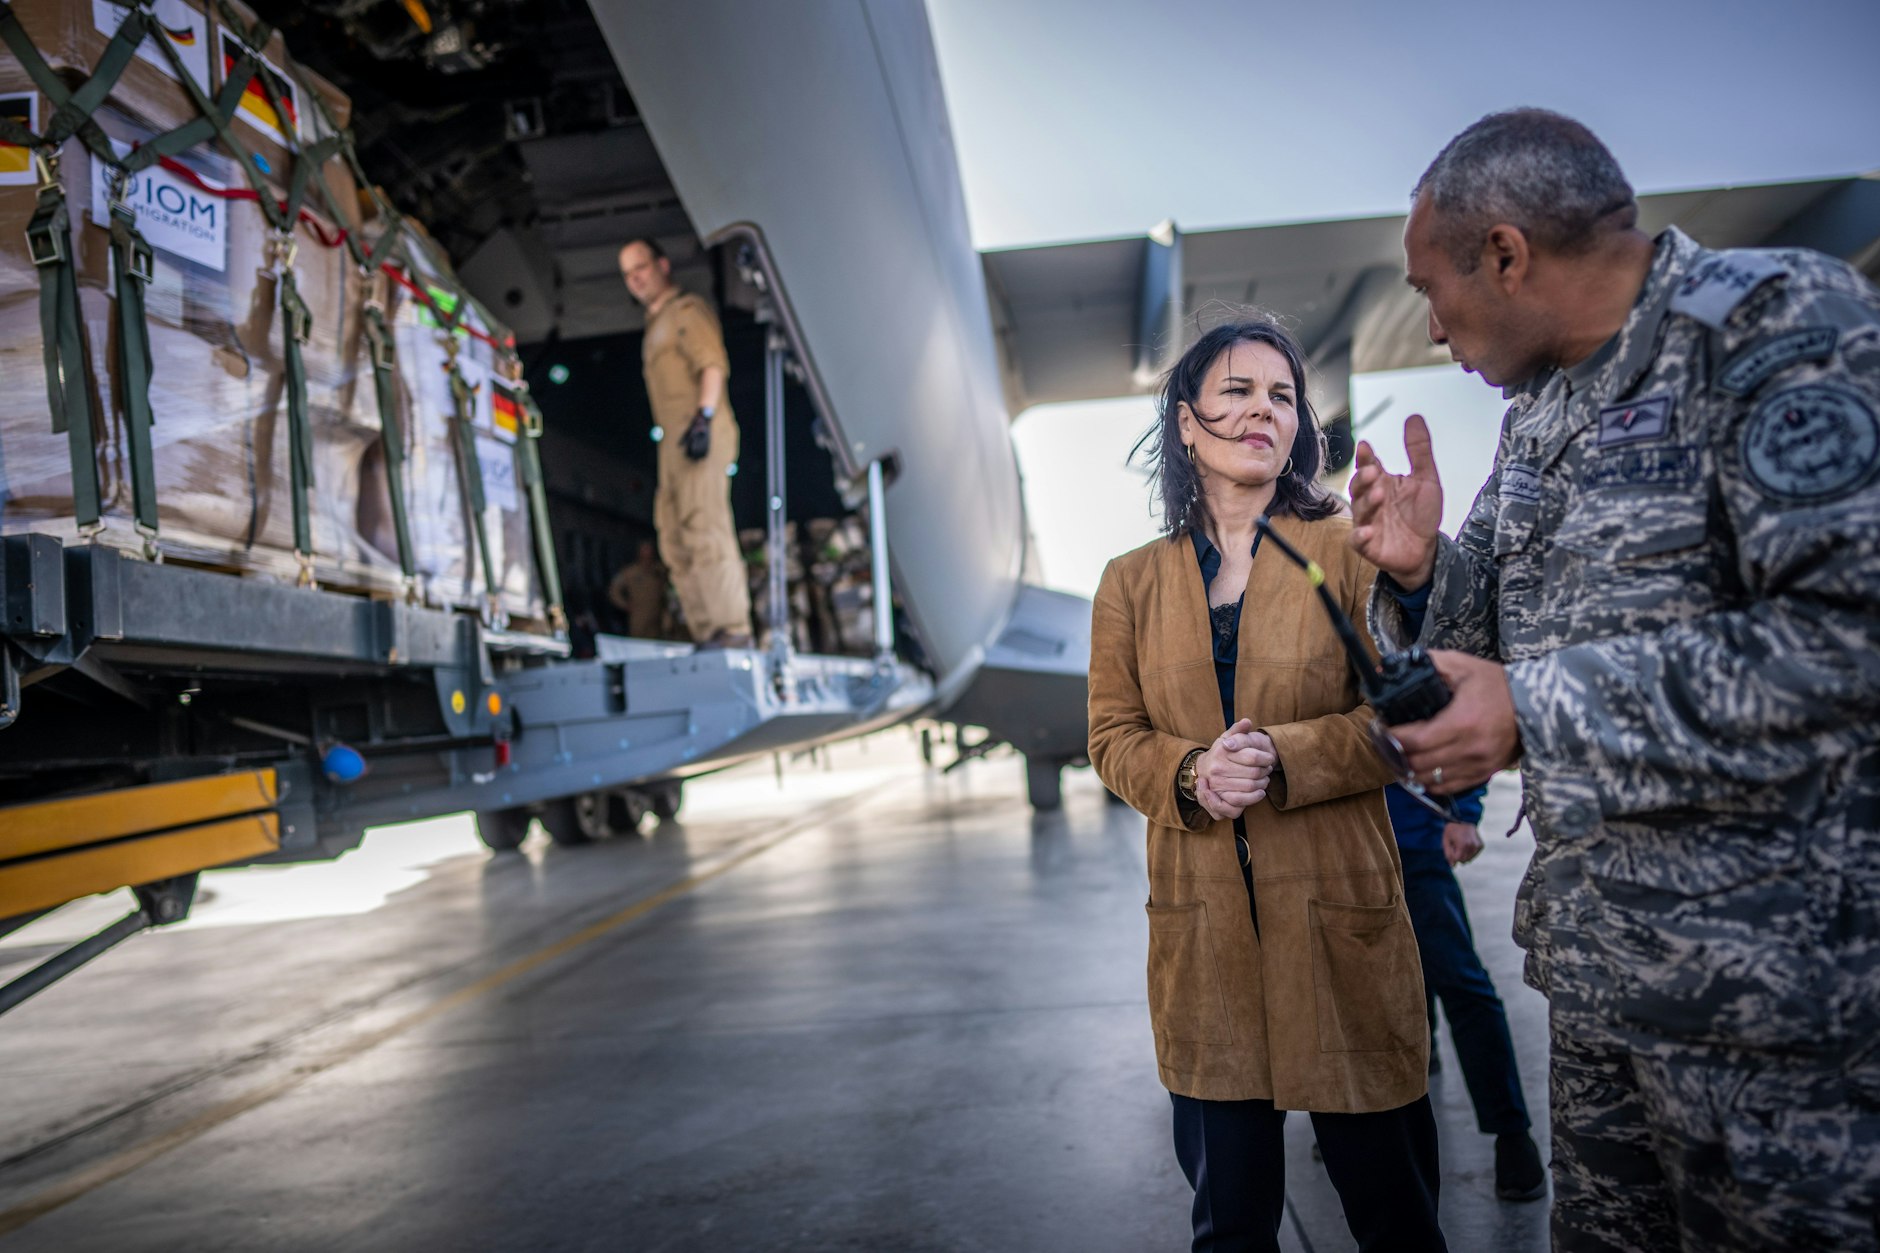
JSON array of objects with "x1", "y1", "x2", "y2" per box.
[{"x1": 548, "y1": 363, "x2": 570, "y2": 384}]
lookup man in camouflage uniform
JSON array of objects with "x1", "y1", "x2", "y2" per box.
[{"x1": 1348, "y1": 108, "x2": 1880, "y2": 1251}]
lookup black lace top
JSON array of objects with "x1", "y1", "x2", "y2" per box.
[{"x1": 1191, "y1": 529, "x2": 1265, "y2": 730}]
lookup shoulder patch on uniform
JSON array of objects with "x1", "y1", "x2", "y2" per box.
[
  {"x1": 1499, "y1": 463, "x2": 1541, "y2": 504},
  {"x1": 1670, "y1": 252, "x2": 1789, "y2": 330},
  {"x1": 1596, "y1": 394, "x2": 1673, "y2": 447},
  {"x1": 1740, "y1": 384, "x2": 1880, "y2": 504},
  {"x1": 1715, "y1": 326, "x2": 1838, "y2": 396}
]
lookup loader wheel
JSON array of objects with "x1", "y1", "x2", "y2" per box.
[
  {"x1": 608, "y1": 789, "x2": 651, "y2": 835},
  {"x1": 476, "y1": 807, "x2": 533, "y2": 852},
  {"x1": 649, "y1": 781, "x2": 683, "y2": 821},
  {"x1": 539, "y1": 798, "x2": 590, "y2": 846}
]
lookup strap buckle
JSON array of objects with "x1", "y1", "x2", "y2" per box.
[
  {"x1": 286, "y1": 301, "x2": 311, "y2": 344},
  {"x1": 282, "y1": 282, "x2": 313, "y2": 345},
  {"x1": 105, "y1": 166, "x2": 131, "y2": 214},
  {"x1": 269, "y1": 231, "x2": 298, "y2": 273},
  {"x1": 31, "y1": 147, "x2": 60, "y2": 192},
  {"x1": 126, "y1": 233, "x2": 155, "y2": 284},
  {"x1": 25, "y1": 211, "x2": 64, "y2": 267},
  {"x1": 366, "y1": 321, "x2": 395, "y2": 371}
]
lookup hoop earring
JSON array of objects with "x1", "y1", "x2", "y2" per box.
[
  {"x1": 1186, "y1": 443, "x2": 1195, "y2": 464},
  {"x1": 1281, "y1": 456, "x2": 1294, "y2": 477}
]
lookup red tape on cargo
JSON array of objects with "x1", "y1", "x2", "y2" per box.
[
  {"x1": 151, "y1": 153, "x2": 349, "y2": 248},
  {"x1": 148, "y1": 153, "x2": 516, "y2": 352}
]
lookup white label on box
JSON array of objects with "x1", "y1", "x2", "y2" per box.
[
  {"x1": 93, "y1": 0, "x2": 212, "y2": 91},
  {"x1": 218, "y1": 29, "x2": 301, "y2": 148},
  {"x1": 478, "y1": 436, "x2": 520, "y2": 514},
  {"x1": 91, "y1": 145, "x2": 228, "y2": 272},
  {"x1": 0, "y1": 93, "x2": 38, "y2": 187}
]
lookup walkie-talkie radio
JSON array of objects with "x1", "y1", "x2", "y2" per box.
[{"x1": 1254, "y1": 518, "x2": 1458, "y2": 818}]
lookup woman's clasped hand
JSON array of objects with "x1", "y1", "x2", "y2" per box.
[{"x1": 1192, "y1": 717, "x2": 1277, "y2": 821}]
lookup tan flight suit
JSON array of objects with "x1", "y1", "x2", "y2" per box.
[
  {"x1": 641, "y1": 292, "x2": 752, "y2": 641},
  {"x1": 608, "y1": 559, "x2": 668, "y2": 639}
]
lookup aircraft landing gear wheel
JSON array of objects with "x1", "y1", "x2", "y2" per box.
[
  {"x1": 649, "y1": 781, "x2": 683, "y2": 822},
  {"x1": 476, "y1": 807, "x2": 532, "y2": 851},
  {"x1": 1025, "y1": 756, "x2": 1063, "y2": 812},
  {"x1": 539, "y1": 798, "x2": 590, "y2": 846}
]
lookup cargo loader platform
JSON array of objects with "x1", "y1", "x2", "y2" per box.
[{"x1": 0, "y1": 531, "x2": 932, "y2": 1013}]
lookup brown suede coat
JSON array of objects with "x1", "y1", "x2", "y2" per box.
[{"x1": 1088, "y1": 513, "x2": 1428, "y2": 1112}]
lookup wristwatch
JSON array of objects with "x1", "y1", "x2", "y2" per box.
[{"x1": 1177, "y1": 749, "x2": 1203, "y2": 802}]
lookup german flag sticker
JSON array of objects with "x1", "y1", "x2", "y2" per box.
[
  {"x1": 94, "y1": 1, "x2": 211, "y2": 87},
  {"x1": 0, "y1": 94, "x2": 36, "y2": 185},
  {"x1": 219, "y1": 31, "x2": 299, "y2": 145},
  {"x1": 491, "y1": 380, "x2": 522, "y2": 442}
]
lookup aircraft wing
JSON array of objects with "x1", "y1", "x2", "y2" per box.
[{"x1": 986, "y1": 175, "x2": 1880, "y2": 435}]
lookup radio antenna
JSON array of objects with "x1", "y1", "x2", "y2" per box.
[{"x1": 1254, "y1": 518, "x2": 1382, "y2": 700}]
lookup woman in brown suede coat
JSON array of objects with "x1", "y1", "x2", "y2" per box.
[{"x1": 1089, "y1": 320, "x2": 1446, "y2": 1253}]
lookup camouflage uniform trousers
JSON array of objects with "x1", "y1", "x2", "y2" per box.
[{"x1": 1549, "y1": 1008, "x2": 1880, "y2": 1253}]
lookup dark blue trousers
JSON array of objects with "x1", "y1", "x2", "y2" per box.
[
  {"x1": 1171, "y1": 1091, "x2": 1446, "y2": 1252},
  {"x1": 1399, "y1": 845, "x2": 1531, "y2": 1136}
]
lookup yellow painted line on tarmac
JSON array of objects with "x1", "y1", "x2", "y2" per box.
[{"x1": 0, "y1": 802, "x2": 848, "y2": 1238}]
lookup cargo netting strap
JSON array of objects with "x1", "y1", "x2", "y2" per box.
[
  {"x1": 1, "y1": 0, "x2": 153, "y2": 530},
  {"x1": 277, "y1": 246, "x2": 316, "y2": 573},
  {"x1": 23, "y1": 161, "x2": 101, "y2": 529},
  {"x1": 362, "y1": 305, "x2": 418, "y2": 586},
  {"x1": 106, "y1": 185, "x2": 159, "y2": 538},
  {"x1": 446, "y1": 356, "x2": 499, "y2": 619},
  {"x1": 513, "y1": 386, "x2": 567, "y2": 632},
  {"x1": 0, "y1": 0, "x2": 279, "y2": 540},
  {"x1": 0, "y1": 2, "x2": 145, "y2": 159}
]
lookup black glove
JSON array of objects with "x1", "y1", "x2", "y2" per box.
[{"x1": 682, "y1": 410, "x2": 712, "y2": 462}]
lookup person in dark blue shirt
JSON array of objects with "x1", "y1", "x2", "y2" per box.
[{"x1": 1388, "y1": 780, "x2": 1546, "y2": 1202}]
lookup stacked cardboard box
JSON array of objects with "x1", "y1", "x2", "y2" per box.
[
  {"x1": 0, "y1": 0, "x2": 548, "y2": 626},
  {"x1": 369, "y1": 220, "x2": 545, "y2": 623}
]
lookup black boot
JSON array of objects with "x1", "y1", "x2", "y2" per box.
[{"x1": 1495, "y1": 1131, "x2": 1547, "y2": 1201}]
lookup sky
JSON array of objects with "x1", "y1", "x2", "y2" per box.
[{"x1": 926, "y1": 0, "x2": 1880, "y2": 597}]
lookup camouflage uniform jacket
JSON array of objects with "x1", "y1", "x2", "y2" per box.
[{"x1": 1369, "y1": 227, "x2": 1880, "y2": 1054}]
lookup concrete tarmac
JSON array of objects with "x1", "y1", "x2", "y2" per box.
[{"x1": 0, "y1": 733, "x2": 1549, "y2": 1252}]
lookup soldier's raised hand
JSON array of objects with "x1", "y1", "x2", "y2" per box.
[{"x1": 1349, "y1": 414, "x2": 1444, "y2": 590}]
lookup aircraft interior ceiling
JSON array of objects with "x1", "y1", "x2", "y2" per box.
[{"x1": 245, "y1": 0, "x2": 708, "y2": 344}]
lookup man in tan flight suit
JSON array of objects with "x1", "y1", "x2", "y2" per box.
[
  {"x1": 607, "y1": 540, "x2": 668, "y2": 639},
  {"x1": 618, "y1": 238, "x2": 753, "y2": 647}
]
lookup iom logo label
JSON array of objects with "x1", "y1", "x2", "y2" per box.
[{"x1": 90, "y1": 149, "x2": 228, "y2": 273}]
